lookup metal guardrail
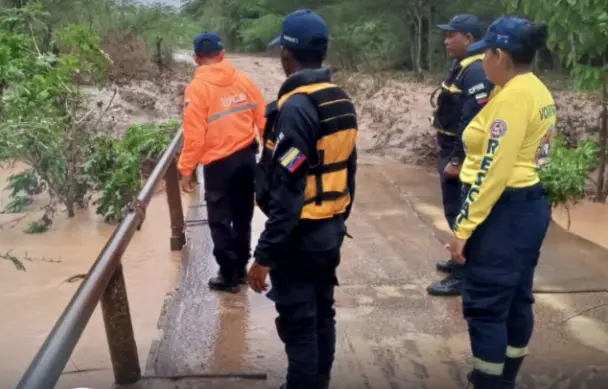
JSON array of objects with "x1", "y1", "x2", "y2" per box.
[{"x1": 16, "y1": 128, "x2": 187, "y2": 389}]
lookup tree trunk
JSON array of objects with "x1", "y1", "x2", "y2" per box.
[
  {"x1": 415, "y1": 12, "x2": 423, "y2": 73},
  {"x1": 597, "y1": 80, "x2": 608, "y2": 202},
  {"x1": 66, "y1": 200, "x2": 76, "y2": 218},
  {"x1": 426, "y1": 4, "x2": 433, "y2": 72}
]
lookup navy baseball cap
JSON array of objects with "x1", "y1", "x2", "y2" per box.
[
  {"x1": 268, "y1": 9, "x2": 329, "y2": 53},
  {"x1": 467, "y1": 17, "x2": 529, "y2": 54},
  {"x1": 193, "y1": 32, "x2": 223, "y2": 56},
  {"x1": 437, "y1": 14, "x2": 483, "y2": 39}
]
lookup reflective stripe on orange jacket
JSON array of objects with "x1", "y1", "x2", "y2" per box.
[{"x1": 178, "y1": 59, "x2": 266, "y2": 176}]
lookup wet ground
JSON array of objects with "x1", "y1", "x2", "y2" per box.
[{"x1": 137, "y1": 157, "x2": 608, "y2": 389}]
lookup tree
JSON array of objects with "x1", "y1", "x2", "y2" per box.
[
  {"x1": 0, "y1": 5, "x2": 110, "y2": 231},
  {"x1": 504, "y1": 0, "x2": 608, "y2": 201}
]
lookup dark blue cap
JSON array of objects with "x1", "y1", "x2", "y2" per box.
[
  {"x1": 437, "y1": 14, "x2": 483, "y2": 39},
  {"x1": 268, "y1": 9, "x2": 329, "y2": 53},
  {"x1": 467, "y1": 17, "x2": 529, "y2": 54},
  {"x1": 193, "y1": 32, "x2": 223, "y2": 56}
]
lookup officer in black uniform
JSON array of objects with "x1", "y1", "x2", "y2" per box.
[
  {"x1": 427, "y1": 14, "x2": 494, "y2": 297},
  {"x1": 248, "y1": 9, "x2": 357, "y2": 389}
]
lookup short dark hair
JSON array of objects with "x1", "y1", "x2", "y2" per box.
[
  {"x1": 495, "y1": 22, "x2": 548, "y2": 66},
  {"x1": 289, "y1": 47, "x2": 327, "y2": 68}
]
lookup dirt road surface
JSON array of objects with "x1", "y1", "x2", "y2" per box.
[{"x1": 133, "y1": 54, "x2": 608, "y2": 389}]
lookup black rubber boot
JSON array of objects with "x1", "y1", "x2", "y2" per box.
[
  {"x1": 426, "y1": 274, "x2": 462, "y2": 296},
  {"x1": 317, "y1": 373, "x2": 330, "y2": 389},
  {"x1": 467, "y1": 370, "x2": 503, "y2": 388},
  {"x1": 208, "y1": 273, "x2": 240, "y2": 293},
  {"x1": 502, "y1": 356, "x2": 525, "y2": 388},
  {"x1": 436, "y1": 258, "x2": 456, "y2": 273}
]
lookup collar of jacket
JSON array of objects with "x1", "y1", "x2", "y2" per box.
[
  {"x1": 278, "y1": 68, "x2": 332, "y2": 100},
  {"x1": 451, "y1": 53, "x2": 484, "y2": 70}
]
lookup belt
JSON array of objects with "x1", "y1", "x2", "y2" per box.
[{"x1": 462, "y1": 183, "x2": 547, "y2": 204}]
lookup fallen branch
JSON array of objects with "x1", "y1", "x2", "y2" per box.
[{"x1": 0, "y1": 249, "x2": 61, "y2": 271}]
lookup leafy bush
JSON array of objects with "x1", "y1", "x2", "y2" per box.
[
  {"x1": 1, "y1": 170, "x2": 45, "y2": 214},
  {"x1": 85, "y1": 121, "x2": 177, "y2": 223},
  {"x1": 0, "y1": 5, "x2": 110, "y2": 232},
  {"x1": 238, "y1": 13, "x2": 283, "y2": 51},
  {"x1": 540, "y1": 134, "x2": 600, "y2": 229}
]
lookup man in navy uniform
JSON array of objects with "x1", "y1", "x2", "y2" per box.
[
  {"x1": 248, "y1": 9, "x2": 358, "y2": 389},
  {"x1": 428, "y1": 14, "x2": 494, "y2": 296}
]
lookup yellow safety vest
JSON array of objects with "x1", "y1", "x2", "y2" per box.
[{"x1": 275, "y1": 82, "x2": 358, "y2": 220}]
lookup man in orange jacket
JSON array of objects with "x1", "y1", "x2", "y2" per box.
[{"x1": 178, "y1": 32, "x2": 266, "y2": 293}]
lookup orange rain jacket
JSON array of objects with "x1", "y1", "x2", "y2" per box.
[{"x1": 178, "y1": 59, "x2": 266, "y2": 176}]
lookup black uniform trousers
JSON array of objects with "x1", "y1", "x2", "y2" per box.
[
  {"x1": 203, "y1": 143, "x2": 256, "y2": 282},
  {"x1": 268, "y1": 251, "x2": 340, "y2": 389},
  {"x1": 437, "y1": 151, "x2": 465, "y2": 279}
]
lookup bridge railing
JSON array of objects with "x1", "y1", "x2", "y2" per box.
[{"x1": 16, "y1": 128, "x2": 187, "y2": 389}]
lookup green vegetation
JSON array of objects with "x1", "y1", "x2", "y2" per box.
[
  {"x1": 183, "y1": 0, "x2": 566, "y2": 74},
  {"x1": 0, "y1": 5, "x2": 110, "y2": 232},
  {"x1": 86, "y1": 121, "x2": 178, "y2": 223},
  {"x1": 540, "y1": 136, "x2": 600, "y2": 229},
  {"x1": 0, "y1": 2, "x2": 190, "y2": 234}
]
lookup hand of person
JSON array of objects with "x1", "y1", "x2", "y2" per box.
[
  {"x1": 445, "y1": 236, "x2": 467, "y2": 264},
  {"x1": 443, "y1": 163, "x2": 462, "y2": 179},
  {"x1": 180, "y1": 174, "x2": 195, "y2": 193},
  {"x1": 248, "y1": 262, "x2": 270, "y2": 293}
]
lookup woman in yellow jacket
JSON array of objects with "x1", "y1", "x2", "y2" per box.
[{"x1": 445, "y1": 17, "x2": 555, "y2": 389}]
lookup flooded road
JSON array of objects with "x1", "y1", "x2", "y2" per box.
[{"x1": 0, "y1": 164, "x2": 189, "y2": 389}]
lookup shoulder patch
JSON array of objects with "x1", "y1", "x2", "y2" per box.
[
  {"x1": 279, "y1": 147, "x2": 307, "y2": 173},
  {"x1": 474, "y1": 92, "x2": 489, "y2": 105},
  {"x1": 490, "y1": 119, "x2": 507, "y2": 138},
  {"x1": 468, "y1": 82, "x2": 486, "y2": 95}
]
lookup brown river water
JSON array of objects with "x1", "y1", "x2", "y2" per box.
[{"x1": 0, "y1": 164, "x2": 190, "y2": 389}]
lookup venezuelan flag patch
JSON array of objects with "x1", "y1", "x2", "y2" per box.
[{"x1": 279, "y1": 147, "x2": 307, "y2": 173}]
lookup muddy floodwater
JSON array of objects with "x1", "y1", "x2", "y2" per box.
[
  {"x1": 553, "y1": 201, "x2": 608, "y2": 250},
  {"x1": 0, "y1": 164, "x2": 190, "y2": 389}
]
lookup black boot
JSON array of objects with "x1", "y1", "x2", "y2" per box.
[
  {"x1": 436, "y1": 258, "x2": 457, "y2": 273},
  {"x1": 467, "y1": 370, "x2": 503, "y2": 388},
  {"x1": 208, "y1": 273, "x2": 240, "y2": 293},
  {"x1": 426, "y1": 274, "x2": 462, "y2": 296},
  {"x1": 317, "y1": 373, "x2": 330, "y2": 389},
  {"x1": 502, "y1": 357, "x2": 525, "y2": 388}
]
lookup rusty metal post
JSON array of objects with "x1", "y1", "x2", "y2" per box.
[
  {"x1": 100, "y1": 263, "x2": 141, "y2": 385},
  {"x1": 165, "y1": 157, "x2": 186, "y2": 251}
]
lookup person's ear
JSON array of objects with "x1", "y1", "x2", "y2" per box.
[
  {"x1": 218, "y1": 50, "x2": 225, "y2": 61},
  {"x1": 496, "y1": 48, "x2": 509, "y2": 68}
]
